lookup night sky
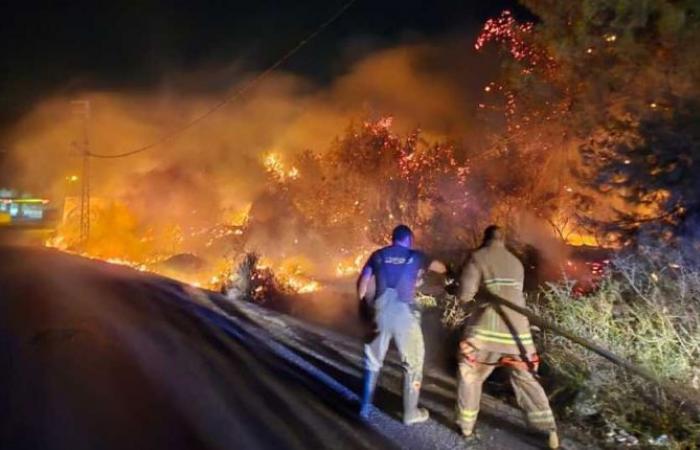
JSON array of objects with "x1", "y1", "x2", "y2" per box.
[{"x1": 0, "y1": 0, "x2": 528, "y2": 131}]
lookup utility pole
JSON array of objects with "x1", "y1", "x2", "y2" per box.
[{"x1": 72, "y1": 100, "x2": 91, "y2": 246}]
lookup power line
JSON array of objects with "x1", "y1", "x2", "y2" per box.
[{"x1": 88, "y1": 0, "x2": 358, "y2": 159}]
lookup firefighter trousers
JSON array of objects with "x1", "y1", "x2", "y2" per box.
[
  {"x1": 456, "y1": 350, "x2": 556, "y2": 433},
  {"x1": 364, "y1": 288, "x2": 424, "y2": 388}
]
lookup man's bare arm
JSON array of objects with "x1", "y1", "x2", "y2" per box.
[{"x1": 357, "y1": 265, "x2": 373, "y2": 301}]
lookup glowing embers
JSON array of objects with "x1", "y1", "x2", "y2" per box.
[
  {"x1": 563, "y1": 258, "x2": 611, "y2": 296},
  {"x1": 474, "y1": 10, "x2": 560, "y2": 129},
  {"x1": 475, "y1": 10, "x2": 555, "y2": 71},
  {"x1": 604, "y1": 33, "x2": 617, "y2": 43}
]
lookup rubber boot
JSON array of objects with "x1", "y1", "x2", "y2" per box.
[
  {"x1": 359, "y1": 370, "x2": 379, "y2": 419},
  {"x1": 402, "y1": 376, "x2": 429, "y2": 425}
]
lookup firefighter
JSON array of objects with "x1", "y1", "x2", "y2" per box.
[
  {"x1": 456, "y1": 225, "x2": 559, "y2": 449},
  {"x1": 357, "y1": 224, "x2": 446, "y2": 424}
]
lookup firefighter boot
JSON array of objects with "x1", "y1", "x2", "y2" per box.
[
  {"x1": 548, "y1": 431, "x2": 560, "y2": 449},
  {"x1": 402, "y1": 376, "x2": 429, "y2": 425},
  {"x1": 461, "y1": 428, "x2": 480, "y2": 444},
  {"x1": 359, "y1": 370, "x2": 379, "y2": 419}
]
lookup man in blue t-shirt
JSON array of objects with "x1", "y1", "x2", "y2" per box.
[{"x1": 357, "y1": 224, "x2": 446, "y2": 424}]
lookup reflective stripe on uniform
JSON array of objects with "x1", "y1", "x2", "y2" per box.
[
  {"x1": 484, "y1": 278, "x2": 522, "y2": 288},
  {"x1": 527, "y1": 410, "x2": 555, "y2": 423},
  {"x1": 458, "y1": 408, "x2": 479, "y2": 421},
  {"x1": 473, "y1": 328, "x2": 533, "y2": 345}
]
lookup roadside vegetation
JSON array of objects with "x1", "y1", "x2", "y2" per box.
[{"x1": 533, "y1": 247, "x2": 700, "y2": 449}]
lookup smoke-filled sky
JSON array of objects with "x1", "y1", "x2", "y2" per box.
[
  {"x1": 0, "y1": 0, "x2": 583, "y2": 280},
  {"x1": 0, "y1": 0, "x2": 531, "y2": 236},
  {"x1": 0, "y1": 0, "x2": 526, "y2": 128}
]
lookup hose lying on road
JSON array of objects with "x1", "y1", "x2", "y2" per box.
[{"x1": 483, "y1": 292, "x2": 700, "y2": 418}]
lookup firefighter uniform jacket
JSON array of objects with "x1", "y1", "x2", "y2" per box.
[{"x1": 458, "y1": 240, "x2": 536, "y2": 356}]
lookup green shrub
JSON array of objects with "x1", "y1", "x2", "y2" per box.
[{"x1": 534, "y1": 247, "x2": 700, "y2": 448}]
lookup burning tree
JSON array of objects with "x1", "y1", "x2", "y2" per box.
[
  {"x1": 473, "y1": 10, "x2": 586, "y2": 244},
  {"x1": 532, "y1": 0, "x2": 700, "y2": 244},
  {"x1": 479, "y1": 1, "x2": 700, "y2": 245},
  {"x1": 279, "y1": 117, "x2": 474, "y2": 253}
]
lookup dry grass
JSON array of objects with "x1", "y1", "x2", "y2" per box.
[{"x1": 439, "y1": 293, "x2": 471, "y2": 329}]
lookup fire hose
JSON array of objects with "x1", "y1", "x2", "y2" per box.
[{"x1": 482, "y1": 292, "x2": 700, "y2": 417}]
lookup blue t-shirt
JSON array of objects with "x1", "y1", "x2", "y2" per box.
[{"x1": 367, "y1": 245, "x2": 427, "y2": 304}]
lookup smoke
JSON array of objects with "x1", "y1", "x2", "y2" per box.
[
  {"x1": 8, "y1": 37, "x2": 489, "y2": 188},
  {"x1": 2, "y1": 36, "x2": 496, "y2": 259},
  {"x1": 515, "y1": 212, "x2": 572, "y2": 279}
]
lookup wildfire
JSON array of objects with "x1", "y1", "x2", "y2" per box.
[
  {"x1": 564, "y1": 258, "x2": 611, "y2": 296},
  {"x1": 45, "y1": 192, "x2": 322, "y2": 297},
  {"x1": 104, "y1": 257, "x2": 148, "y2": 271},
  {"x1": 335, "y1": 251, "x2": 370, "y2": 277},
  {"x1": 224, "y1": 203, "x2": 251, "y2": 227},
  {"x1": 45, "y1": 243, "x2": 152, "y2": 273},
  {"x1": 557, "y1": 222, "x2": 602, "y2": 247},
  {"x1": 263, "y1": 152, "x2": 300, "y2": 182},
  {"x1": 258, "y1": 256, "x2": 321, "y2": 294},
  {"x1": 283, "y1": 277, "x2": 320, "y2": 294},
  {"x1": 48, "y1": 234, "x2": 322, "y2": 295}
]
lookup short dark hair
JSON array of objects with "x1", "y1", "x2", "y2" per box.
[
  {"x1": 482, "y1": 225, "x2": 504, "y2": 245},
  {"x1": 392, "y1": 224, "x2": 413, "y2": 243}
]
